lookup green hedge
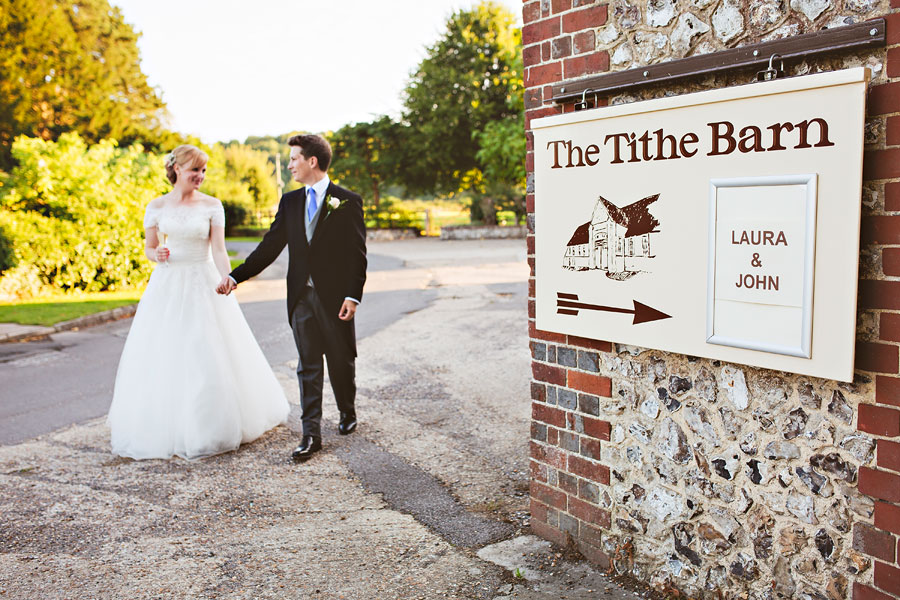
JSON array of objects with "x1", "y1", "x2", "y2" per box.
[
  {"x1": 0, "y1": 133, "x2": 168, "y2": 299},
  {"x1": 365, "y1": 198, "x2": 423, "y2": 232}
]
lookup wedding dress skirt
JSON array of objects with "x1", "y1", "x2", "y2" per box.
[{"x1": 108, "y1": 201, "x2": 289, "y2": 460}]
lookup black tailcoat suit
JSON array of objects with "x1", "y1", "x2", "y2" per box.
[{"x1": 230, "y1": 182, "x2": 367, "y2": 438}]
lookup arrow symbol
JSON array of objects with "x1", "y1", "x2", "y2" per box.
[{"x1": 556, "y1": 292, "x2": 672, "y2": 325}]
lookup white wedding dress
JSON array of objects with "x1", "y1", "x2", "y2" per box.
[{"x1": 107, "y1": 200, "x2": 290, "y2": 460}]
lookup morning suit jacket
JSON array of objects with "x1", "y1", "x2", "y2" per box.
[{"x1": 230, "y1": 182, "x2": 367, "y2": 353}]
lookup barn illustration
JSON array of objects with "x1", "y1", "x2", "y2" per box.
[{"x1": 563, "y1": 193, "x2": 660, "y2": 277}]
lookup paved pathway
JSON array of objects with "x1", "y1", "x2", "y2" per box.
[{"x1": 0, "y1": 238, "x2": 651, "y2": 600}]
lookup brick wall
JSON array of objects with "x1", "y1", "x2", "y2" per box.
[
  {"x1": 523, "y1": 0, "x2": 900, "y2": 598},
  {"x1": 857, "y1": 24, "x2": 900, "y2": 588}
]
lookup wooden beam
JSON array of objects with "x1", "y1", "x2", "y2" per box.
[{"x1": 550, "y1": 18, "x2": 886, "y2": 104}]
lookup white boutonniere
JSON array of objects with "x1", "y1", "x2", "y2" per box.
[{"x1": 325, "y1": 195, "x2": 350, "y2": 218}]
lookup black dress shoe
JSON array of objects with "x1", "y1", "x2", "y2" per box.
[
  {"x1": 291, "y1": 435, "x2": 321, "y2": 462},
  {"x1": 338, "y1": 412, "x2": 357, "y2": 435}
]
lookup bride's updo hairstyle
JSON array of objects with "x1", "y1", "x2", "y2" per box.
[{"x1": 164, "y1": 145, "x2": 209, "y2": 184}]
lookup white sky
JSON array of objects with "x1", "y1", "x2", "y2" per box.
[{"x1": 112, "y1": 0, "x2": 523, "y2": 144}]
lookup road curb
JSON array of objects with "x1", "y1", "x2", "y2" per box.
[{"x1": 0, "y1": 304, "x2": 137, "y2": 344}]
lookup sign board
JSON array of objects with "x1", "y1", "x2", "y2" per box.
[{"x1": 533, "y1": 68, "x2": 868, "y2": 381}]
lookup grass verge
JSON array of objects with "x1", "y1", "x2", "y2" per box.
[
  {"x1": 226, "y1": 236, "x2": 263, "y2": 243},
  {"x1": 0, "y1": 290, "x2": 143, "y2": 326}
]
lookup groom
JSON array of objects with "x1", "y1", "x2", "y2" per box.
[{"x1": 217, "y1": 134, "x2": 367, "y2": 462}]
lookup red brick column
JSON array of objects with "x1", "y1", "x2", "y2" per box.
[
  {"x1": 839, "y1": 12, "x2": 900, "y2": 600},
  {"x1": 523, "y1": 0, "x2": 616, "y2": 566}
]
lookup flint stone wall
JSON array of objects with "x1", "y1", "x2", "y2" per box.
[
  {"x1": 440, "y1": 225, "x2": 528, "y2": 240},
  {"x1": 365, "y1": 228, "x2": 420, "y2": 242},
  {"x1": 523, "y1": 0, "x2": 900, "y2": 598}
]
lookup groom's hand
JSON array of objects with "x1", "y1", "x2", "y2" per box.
[
  {"x1": 216, "y1": 276, "x2": 236, "y2": 295},
  {"x1": 338, "y1": 299, "x2": 357, "y2": 321}
]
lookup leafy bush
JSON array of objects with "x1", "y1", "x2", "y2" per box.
[
  {"x1": 0, "y1": 133, "x2": 168, "y2": 299},
  {"x1": 0, "y1": 221, "x2": 13, "y2": 275},
  {"x1": 221, "y1": 199, "x2": 249, "y2": 236},
  {"x1": 364, "y1": 197, "x2": 422, "y2": 231},
  {"x1": 201, "y1": 144, "x2": 271, "y2": 234}
]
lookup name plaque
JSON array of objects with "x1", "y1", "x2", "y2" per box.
[{"x1": 707, "y1": 175, "x2": 817, "y2": 357}]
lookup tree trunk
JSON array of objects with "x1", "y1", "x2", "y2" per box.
[{"x1": 481, "y1": 196, "x2": 498, "y2": 226}]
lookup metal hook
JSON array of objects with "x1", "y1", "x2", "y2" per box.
[
  {"x1": 574, "y1": 88, "x2": 595, "y2": 111},
  {"x1": 756, "y1": 53, "x2": 785, "y2": 82}
]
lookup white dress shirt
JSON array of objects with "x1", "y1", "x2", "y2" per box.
[{"x1": 306, "y1": 175, "x2": 330, "y2": 213}]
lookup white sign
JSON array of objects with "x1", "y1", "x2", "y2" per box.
[{"x1": 533, "y1": 68, "x2": 869, "y2": 381}]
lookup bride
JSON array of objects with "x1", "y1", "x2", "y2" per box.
[{"x1": 107, "y1": 145, "x2": 289, "y2": 460}]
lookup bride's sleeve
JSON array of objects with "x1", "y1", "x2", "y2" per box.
[
  {"x1": 212, "y1": 203, "x2": 226, "y2": 228},
  {"x1": 143, "y1": 205, "x2": 158, "y2": 229}
]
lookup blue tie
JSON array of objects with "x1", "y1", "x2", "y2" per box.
[{"x1": 307, "y1": 188, "x2": 317, "y2": 223}]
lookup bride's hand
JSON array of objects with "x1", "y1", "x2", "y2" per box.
[
  {"x1": 156, "y1": 247, "x2": 170, "y2": 262},
  {"x1": 216, "y1": 276, "x2": 236, "y2": 295}
]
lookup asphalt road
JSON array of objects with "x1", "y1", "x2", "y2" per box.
[{"x1": 0, "y1": 242, "x2": 433, "y2": 446}]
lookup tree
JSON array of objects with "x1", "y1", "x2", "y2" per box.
[
  {"x1": 0, "y1": 0, "x2": 168, "y2": 169},
  {"x1": 198, "y1": 144, "x2": 255, "y2": 234},
  {"x1": 401, "y1": 1, "x2": 522, "y2": 195},
  {"x1": 244, "y1": 133, "x2": 305, "y2": 194},
  {"x1": 222, "y1": 144, "x2": 278, "y2": 217},
  {"x1": 329, "y1": 116, "x2": 403, "y2": 209},
  {"x1": 475, "y1": 113, "x2": 525, "y2": 190},
  {"x1": 473, "y1": 112, "x2": 526, "y2": 224},
  {"x1": 472, "y1": 53, "x2": 526, "y2": 224}
]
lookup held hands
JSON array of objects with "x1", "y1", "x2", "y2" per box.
[
  {"x1": 216, "y1": 276, "x2": 236, "y2": 295},
  {"x1": 338, "y1": 299, "x2": 357, "y2": 321}
]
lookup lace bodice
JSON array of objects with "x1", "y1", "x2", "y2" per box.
[{"x1": 144, "y1": 200, "x2": 225, "y2": 265}]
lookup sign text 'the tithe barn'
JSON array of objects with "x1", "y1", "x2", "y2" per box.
[{"x1": 545, "y1": 118, "x2": 835, "y2": 167}]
